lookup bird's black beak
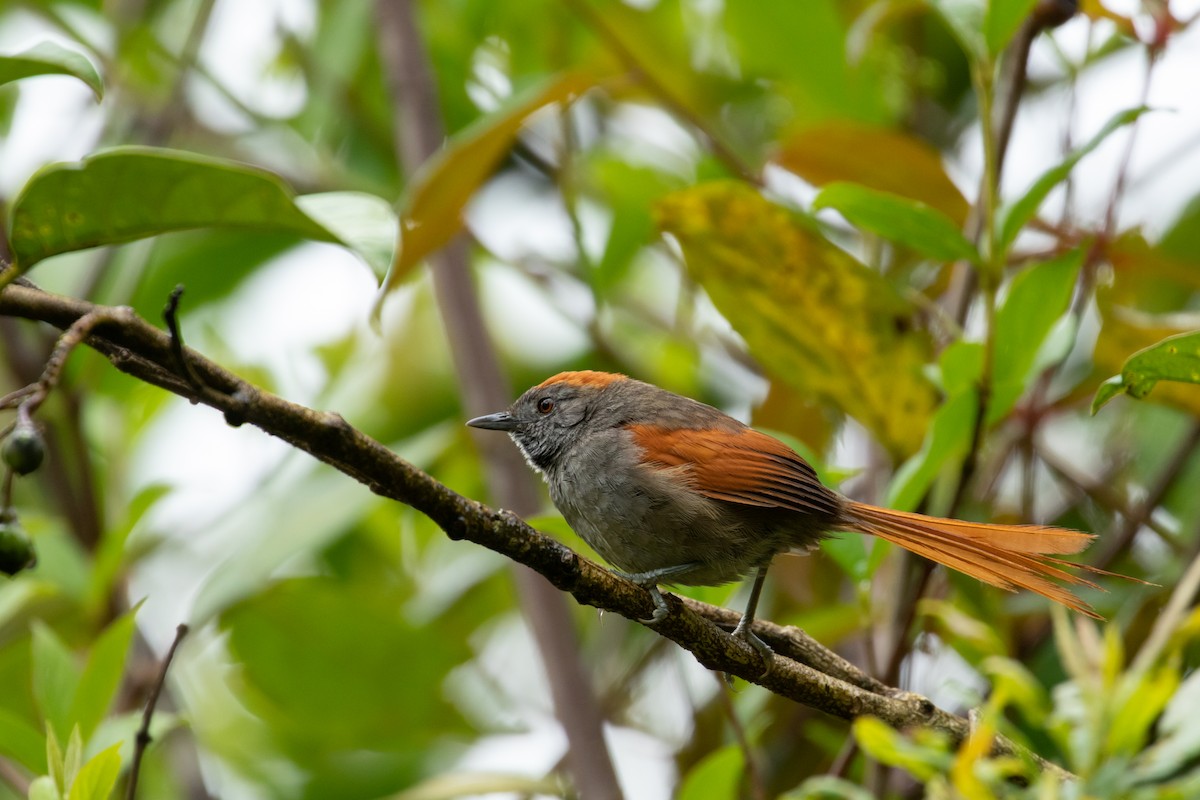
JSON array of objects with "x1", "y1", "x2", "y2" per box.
[{"x1": 467, "y1": 411, "x2": 518, "y2": 431}]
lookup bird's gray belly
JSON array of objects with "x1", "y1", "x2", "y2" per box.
[{"x1": 544, "y1": 439, "x2": 783, "y2": 586}]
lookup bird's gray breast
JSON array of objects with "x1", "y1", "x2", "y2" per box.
[
  {"x1": 545, "y1": 429, "x2": 656, "y2": 568},
  {"x1": 543, "y1": 428, "x2": 759, "y2": 583}
]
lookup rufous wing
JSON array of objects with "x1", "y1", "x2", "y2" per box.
[{"x1": 626, "y1": 424, "x2": 843, "y2": 518}]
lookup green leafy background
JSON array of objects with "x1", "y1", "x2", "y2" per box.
[{"x1": 0, "y1": 1, "x2": 1199, "y2": 798}]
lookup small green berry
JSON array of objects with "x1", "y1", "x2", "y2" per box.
[
  {"x1": 2, "y1": 422, "x2": 45, "y2": 476},
  {"x1": 0, "y1": 517, "x2": 35, "y2": 575}
]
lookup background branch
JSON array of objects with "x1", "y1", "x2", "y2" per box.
[{"x1": 371, "y1": 1, "x2": 623, "y2": 796}]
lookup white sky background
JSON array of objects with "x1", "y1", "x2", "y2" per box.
[{"x1": 3, "y1": 1, "x2": 1200, "y2": 797}]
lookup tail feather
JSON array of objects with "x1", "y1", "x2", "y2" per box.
[
  {"x1": 845, "y1": 502, "x2": 1103, "y2": 619},
  {"x1": 855, "y1": 505, "x2": 1095, "y2": 554}
]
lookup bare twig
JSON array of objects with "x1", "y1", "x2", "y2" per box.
[
  {"x1": 162, "y1": 286, "x2": 206, "y2": 394},
  {"x1": 0, "y1": 281, "x2": 1078, "y2": 781},
  {"x1": 1037, "y1": 443, "x2": 1186, "y2": 557},
  {"x1": 127, "y1": 623, "x2": 189, "y2": 800},
  {"x1": 1101, "y1": 44, "x2": 1159, "y2": 238},
  {"x1": 17, "y1": 306, "x2": 136, "y2": 417}
]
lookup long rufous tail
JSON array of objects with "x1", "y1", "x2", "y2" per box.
[{"x1": 844, "y1": 502, "x2": 1104, "y2": 618}]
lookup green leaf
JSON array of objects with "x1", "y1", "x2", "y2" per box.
[
  {"x1": 1109, "y1": 665, "x2": 1178, "y2": 756},
  {"x1": 295, "y1": 191, "x2": 398, "y2": 280},
  {"x1": 725, "y1": 0, "x2": 874, "y2": 122},
  {"x1": 677, "y1": 745, "x2": 743, "y2": 800},
  {"x1": 87, "y1": 485, "x2": 170, "y2": 619},
  {"x1": 822, "y1": 536, "x2": 869, "y2": 582},
  {"x1": 1092, "y1": 329, "x2": 1200, "y2": 413},
  {"x1": 68, "y1": 605, "x2": 140, "y2": 741},
  {"x1": 45, "y1": 726, "x2": 64, "y2": 794},
  {"x1": 62, "y1": 728, "x2": 83, "y2": 795},
  {"x1": 990, "y1": 249, "x2": 1082, "y2": 421},
  {"x1": 980, "y1": 657, "x2": 1049, "y2": 724},
  {"x1": 1134, "y1": 669, "x2": 1200, "y2": 781},
  {"x1": 190, "y1": 470, "x2": 385, "y2": 623},
  {"x1": 0, "y1": 42, "x2": 103, "y2": 100},
  {"x1": 66, "y1": 742, "x2": 121, "y2": 800},
  {"x1": 887, "y1": 379, "x2": 979, "y2": 512},
  {"x1": 853, "y1": 717, "x2": 952, "y2": 780},
  {"x1": 785, "y1": 775, "x2": 876, "y2": 800},
  {"x1": 376, "y1": 72, "x2": 593, "y2": 304},
  {"x1": 0, "y1": 707, "x2": 48, "y2": 772},
  {"x1": 1159, "y1": 193, "x2": 1200, "y2": 261},
  {"x1": 985, "y1": 0, "x2": 1039, "y2": 55},
  {"x1": 813, "y1": 182, "x2": 979, "y2": 264},
  {"x1": 7, "y1": 146, "x2": 339, "y2": 271},
  {"x1": 577, "y1": 0, "x2": 717, "y2": 129},
  {"x1": 939, "y1": 340, "x2": 985, "y2": 395},
  {"x1": 656, "y1": 182, "x2": 939, "y2": 457},
  {"x1": 919, "y1": 599, "x2": 1005, "y2": 662},
  {"x1": 998, "y1": 107, "x2": 1150, "y2": 254},
  {"x1": 220, "y1": 576, "x2": 467, "y2": 750},
  {"x1": 930, "y1": 0, "x2": 988, "y2": 63},
  {"x1": 32, "y1": 623, "x2": 80, "y2": 740}
]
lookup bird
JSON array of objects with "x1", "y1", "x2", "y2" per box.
[{"x1": 468, "y1": 370, "x2": 1104, "y2": 661}]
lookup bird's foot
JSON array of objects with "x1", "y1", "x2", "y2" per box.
[
  {"x1": 613, "y1": 577, "x2": 668, "y2": 624},
  {"x1": 641, "y1": 585, "x2": 670, "y2": 625},
  {"x1": 613, "y1": 564, "x2": 699, "y2": 625},
  {"x1": 727, "y1": 617, "x2": 774, "y2": 683}
]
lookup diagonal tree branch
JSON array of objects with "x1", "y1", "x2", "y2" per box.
[{"x1": 0, "y1": 279, "x2": 1074, "y2": 781}]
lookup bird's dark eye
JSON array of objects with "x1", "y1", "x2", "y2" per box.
[{"x1": 537, "y1": 397, "x2": 555, "y2": 414}]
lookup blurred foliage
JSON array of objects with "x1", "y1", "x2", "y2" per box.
[{"x1": 0, "y1": 0, "x2": 1197, "y2": 798}]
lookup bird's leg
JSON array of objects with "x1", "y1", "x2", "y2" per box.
[
  {"x1": 730, "y1": 564, "x2": 774, "y2": 676},
  {"x1": 612, "y1": 562, "x2": 702, "y2": 624}
]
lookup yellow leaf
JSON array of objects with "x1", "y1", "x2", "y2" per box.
[
  {"x1": 656, "y1": 182, "x2": 938, "y2": 457},
  {"x1": 951, "y1": 714, "x2": 998, "y2": 800},
  {"x1": 775, "y1": 121, "x2": 969, "y2": 225}
]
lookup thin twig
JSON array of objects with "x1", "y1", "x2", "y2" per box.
[
  {"x1": 19, "y1": 307, "x2": 136, "y2": 417},
  {"x1": 162, "y1": 286, "x2": 206, "y2": 394},
  {"x1": 126, "y1": 623, "x2": 189, "y2": 800},
  {"x1": 1037, "y1": 444, "x2": 1186, "y2": 556},
  {"x1": 1101, "y1": 44, "x2": 1159, "y2": 238}
]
